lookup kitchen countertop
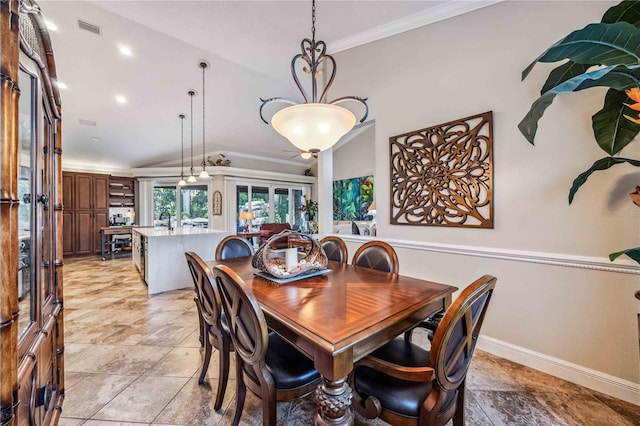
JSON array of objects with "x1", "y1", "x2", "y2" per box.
[{"x1": 133, "y1": 227, "x2": 227, "y2": 238}]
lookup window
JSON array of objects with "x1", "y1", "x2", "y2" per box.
[
  {"x1": 153, "y1": 186, "x2": 177, "y2": 226},
  {"x1": 235, "y1": 183, "x2": 309, "y2": 232},
  {"x1": 180, "y1": 185, "x2": 208, "y2": 227}
]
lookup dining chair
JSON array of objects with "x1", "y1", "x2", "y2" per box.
[
  {"x1": 352, "y1": 275, "x2": 497, "y2": 426},
  {"x1": 212, "y1": 264, "x2": 321, "y2": 426},
  {"x1": 215, "y1": 235, "x2": 254, "y2": 260},
  {"x1": 320, "y1": 236, "x2": 348, "y2": 263},
  {"x1": 351, "y1": 240, "x2": 399, "y2": 274},
  {"x1": 184, "y1": 251, "x2": 233, "y2": 411}
]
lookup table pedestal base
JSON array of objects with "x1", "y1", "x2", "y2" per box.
[{"x1": 315, "y1": 377, "x2": 353, "y2": 426}]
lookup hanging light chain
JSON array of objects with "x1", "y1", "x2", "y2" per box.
[
  {"x1": 180, "y1": 114, "x2": 185, "y2": 177},
  {"x1": 201, "y1": 62, "x2": 206, "y2": 169},
  {"x1": 189, "y1": 91, "x2": 194, "y2": 174},
  {"x1": 311, "y1": 0, "x2": 316, "y2": 43}
]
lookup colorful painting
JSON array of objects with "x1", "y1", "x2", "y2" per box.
[{"x1": 333, "y1": 175, "x2": 374, "y2": 220}]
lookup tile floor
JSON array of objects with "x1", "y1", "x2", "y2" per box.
[{"x1": 59, "y1": 256, "x2": 640, "y2": 426}]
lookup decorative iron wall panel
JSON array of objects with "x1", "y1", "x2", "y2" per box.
[{"x1": 390, "y1": 111, "x2": 493, "y2": 228}]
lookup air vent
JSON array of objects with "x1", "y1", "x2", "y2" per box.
[
  {"x1": 79, "y1": 119, "x2": 96, "y2": 126},
  {"x1": 77, "y1": 19, "x2": 101, "y2": 36}
]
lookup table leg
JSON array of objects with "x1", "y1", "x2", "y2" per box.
[
  {"x1": 101, "y1": 230, "x2": 106, "y2": 261},
  {"x1": 314, "y1": 377, "x2": 353, "y2": 426}
]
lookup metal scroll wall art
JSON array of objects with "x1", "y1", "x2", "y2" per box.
[{"x1": 390, "y1": 111, "x2": 493, "y2": 228}]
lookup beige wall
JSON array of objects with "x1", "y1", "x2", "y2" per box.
[
  {"x1": 331, "y1": 0, "x2": 640, "y2": 396},
  {"x1": 333, "y1": 124, "x2": 375, "y2": 181}
]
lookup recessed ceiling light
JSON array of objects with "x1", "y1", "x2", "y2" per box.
[
  {"x1": 79, "y1": 119, "x2": 96, "y2": 126},
  {"x1": 118, "y1": 45, "x2": 132, "y2": 56},
  {"x1": 56, "y1": 81, "x2": 67, "y2": 90},
  {"x1": 45, "y1": 20, "x2": 58, "y2": 31},
  {"x1": 115, "y1": 95, "x2": 127, "y2": 104},
  {"x1": 90, "y1": 136, "x2": 100, "y2": 142}
]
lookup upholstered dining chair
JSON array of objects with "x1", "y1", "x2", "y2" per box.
[
  {"x1": 212, "y1": 264, "x2": 321, "y2": 426},
  {"x1": 351, "y1": 240, "x2": 399, "y2": 274},
  {"x1": 320, "y1": 236, "x2": 348, "y2": 264},
  {"x1": 184, "y1": 251, "x2": 232, "y2": 411},
  {"x1": 215, "y1": 235, "x2": 254, "y2": 260},
  {"x1": 352, "y1": 275, "x2": 497, "y2": 426}
]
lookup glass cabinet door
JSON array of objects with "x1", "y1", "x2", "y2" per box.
[{"x1": 17, "y1": 67, "x2": 35, "y2": 339}]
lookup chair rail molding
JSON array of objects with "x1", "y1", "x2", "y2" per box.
[{"x1": 335, "y1": 235, "x2": 640, "y2": 275}]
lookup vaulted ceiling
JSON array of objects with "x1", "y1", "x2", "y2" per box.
[{"x1": 38, "y1": 1, "x2": 499, "y2": 173}]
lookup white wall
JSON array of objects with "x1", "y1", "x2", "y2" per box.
[
  {"x1": 330, "y1": 0, "x2": 640, "y2": 401},
  {"x1": 333, "y1": 124, "x2": 375, "y2": 181}
]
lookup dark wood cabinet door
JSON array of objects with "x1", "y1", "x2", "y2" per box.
[
  {"x1": 62, "y1": 211, "x2": 74, "y2": 256},
  {"x1": 94, "y1": 175, "x2": 109, "y2": 210},
  {"x1": 62, "y1": 173, "x2": 73, "y2": 210},
  {"x1": 75, "y1": 174, "x2": 93, "y2": 210},
  {"x1": 75, "y1": 211, "x2": 93, "y2": 255},
  {"x1": 93, "y1": 211, "x2": 109, "y2": 253}
]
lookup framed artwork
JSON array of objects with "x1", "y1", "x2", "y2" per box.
[
  {"x1": 389, "y1": 111, "x2": 493, "y2": 228},
  {"x1": 212, "y1": 190, "x2": 222, "y2": 216},
  {"x1": 333, "y1": 175, "x2": 374, "y2": 220}
]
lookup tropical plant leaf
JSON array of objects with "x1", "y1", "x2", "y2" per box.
[
  {"x1": 592, "y1": 89, "x2": 640, "y2": 155},
  {"x1": 569, "y1": 156, "x2": 640, "y2": 203},
  {"x1": 519, "y1": 65, "x2": 618, "y2": 143},
  {"x1": 541, "y1": 62, "x2": 591, "y2": 94},
  {"x1": 609, "y1": 247, "x2": 640, "y2": 263},
  {"x1": 522, "y1": 22, "x2": 640, "y2": 80},
  {"x1": 602, "y1": 1, "x2": 640, "y2": 26}
]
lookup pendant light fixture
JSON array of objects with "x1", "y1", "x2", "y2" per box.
[
  {"x1": 198, "y1": 61, "x2": 210, "y2": 179},
  {"x1": 259, "y1": 0, "x2": 368, "y2": 153},
  {"x1": 177, "y1": 114, "x2": 187, "y2": 187},
  {"x1": 187, "y1": 90, "x2": 197, "y2": 183}
]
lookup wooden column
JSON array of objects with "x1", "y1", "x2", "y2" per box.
[{"x1": 0, "y1": 1, "x2": 21, "y2": 424}]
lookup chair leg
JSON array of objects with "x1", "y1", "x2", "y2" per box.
[
  {"x1": 213, "y1": 339, "x2": 231, "y2": 410},
  {"x1": 198, "y1": 336, "x2": 212, "y2": 385},
  {"x1": 453, "y1": 380, "x2": 466, "y2": 426},
  {"x1": 194, "y1": 297, "x2": 204, "y2": 347},
  {"x1": 232, "y1": 358, "x2": 246, "y2": 426},
  {"x1": 262, "y1": 391, "x2": 277, "y2": 426}
]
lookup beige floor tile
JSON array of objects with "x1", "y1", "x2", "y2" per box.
[
  {"x1": 154, "y1": 377, "x2": 235, "y2": 425},
  {"x1": 534, "y1": 392, "x2": 636, "y2": 426},
  {"x1": 92, "y1": 376, "x2": 189, "y2": 423},
  {"x1": 62, "y1": 374, "x2": 139, "y2": 418},
  {"x1": 144, "y1": 347, "x2": 202, "y2": 377},
  {"x1": 97, "y1": 345, "x2": 172, "y2": 375},
  {"x1": 58, "y1": 418, "x2": 86, "y2": 426},
  {"x1": 177, "y1": 329, "x2": 202, "y2": 348}
]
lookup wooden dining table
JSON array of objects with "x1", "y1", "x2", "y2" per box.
[{"x1": 208, "y1": 257, "x2": 458, "y2": 425}]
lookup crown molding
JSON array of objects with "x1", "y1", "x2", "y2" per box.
[{"x1": 330, "y1": 0, "x2": 504, "y2": 54}]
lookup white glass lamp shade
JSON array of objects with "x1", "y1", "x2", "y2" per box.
[
  {"x1": 271, "y1": 103, "x2": 356, "y2": 152},
  {"x1": 199, "y1": 169, "x2": 210, "y2": 179},
  {"x1": 187, "y1": 174, "x2": 197, "y2": 183},
  {"x1": 178, "y1": 177, "x2": 187, "y2": 186}
]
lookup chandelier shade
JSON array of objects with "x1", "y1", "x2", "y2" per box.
[
  {"x1": 271, "y1": 103, "x2": 356, "y2": 152},
  {"x1": 260, "y1": 0, "x2": 368, "y2": 153}
]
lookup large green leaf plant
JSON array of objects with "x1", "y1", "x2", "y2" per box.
[{"x1": 520, "y1": 1, "x2": 640, "y2": 265}]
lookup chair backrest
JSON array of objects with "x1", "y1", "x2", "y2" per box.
[
  {"x1": 351, "y1": 241, "x2": 399, "y2": 274},
  {"x1": 320, "y1": 236, "x2": 348, "y2": 264},
  {"x1": 426, "y1": 275, "x2": 497, "y2": 425},
  {"x1": 213, "y1": 264, "x2": 269, "y2": 366},
  {"x1": 185, "y1": 251, "x2": 225, "y2": 334},
  {"x1": 215, "y1": 235, "x2": 254, "y2": 260}
]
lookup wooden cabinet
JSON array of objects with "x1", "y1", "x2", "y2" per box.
[
  {"x1": 2, "y1": 3, "x2": 66, "y2": 424},
  {"x1": 109, "y1": 176, "x2": 136, "y2": 208},
  {"x1": 63, "y1": 172, "x2": 110, "y2": 256}
]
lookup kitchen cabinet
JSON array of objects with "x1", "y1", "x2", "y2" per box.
[
  {"x1": 1, "y1": 2, "x2": 65, "y2": 424},
  {"x1": 63, "y1": 171, "x2": 110, "y2": 256}
]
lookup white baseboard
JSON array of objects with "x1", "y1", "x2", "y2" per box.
[{"x1": 477, "y1": 335, "x2": 640, "y2": 406}]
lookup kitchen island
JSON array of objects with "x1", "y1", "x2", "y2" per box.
[{"x1": 132, "y1": 227, "x2": 231, "y2": 295}]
